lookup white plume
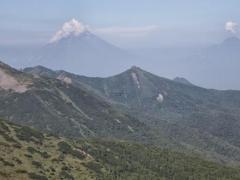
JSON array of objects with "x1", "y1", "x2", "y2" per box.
[
  {"x1": 50, "y1": 18, "x2": 89, "y2": 43},
  {"x1": 225, "y1": 21, "x2": 238, "y2": 34}
]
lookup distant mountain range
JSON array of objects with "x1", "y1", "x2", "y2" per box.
[
  {"x1": 180, "y1": 36, "x2": 240, "y2": 89},
  {"x1": 131, "y1": 36, "x2": 240, "y2": 89},
  {"x1": 1, "y1": 21, "x2": 240, "y2": 90}
]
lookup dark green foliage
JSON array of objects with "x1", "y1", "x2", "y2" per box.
[
  {"x1": 0, "y1": 157, "x2": 14, "y2": 167},
  {"x1": 61, "y1": 166, "x2": 71, "y2": 171},
  {"x1": 12, "y1": 143, "x2": 22, "y2": 149},
  {"x1": 12, "y1": 157, "x2": 22, "y2": 164},
  {"x1": 0, "y1": 141, "x2": 10, "y2": 147},
  {"x1": 81, "y1": 140, "x2": 240, "y2": 180},
  {"x1": 0, "y1": 119, "x2": 19, "y2": 144},
  {"x1": 0, "y1": 129, "x2": 19, "y2": 144},
  {"x1": 41, "y1": 151, "x2": 50, "y2": 159},
  {"x1": 58, "y1": 141, "x2": 86, "y2": 160},
  {"x1": 70, "y1": 149, "x2": 86, "y2": 159},
  {"x1": 24, "y1": 154, "x2": 33, "y2": 158},
  {"x1": 58, "y1": 141, "x2": 72, "y2": 153},
  {"x1": 27, "y1": 146, "x2": 50, "y2": 158},
  {"x1": 15, "y1": 169, "x2": 28, "y2": 174},
  {"x1": 57, "y1": 154, "x2": 65, "y2": 161},
  {"x1": 0, "y1": 120, "x2": 10, "y2": 132},
  {"x1": 27, "y1": 146, "x2": 39, "y2": 154},
  {"x1": 1, "y1": 118, "x2": 240, "y2": 180},
  {"x1": 83, "y1": 161, "x2": 103, "y2": 174},
  {"x1": 28, "y1": 173, "x2": 48, "y2": 180},
  {"x1": 0, "y1": 171, "x2": 8, "y2": 177},
  {"x1": 50, "y1": 166, "x2": 56, "y2": 172},
  {"x1": 32, "y1": 161, "x2": 43, "y2": 168},
  {"x1": 59, "y1": 171, "x2": 74, "y2": 180},
  {"x1": 15, "y1": 126, "x2": 44, "y2": 144}
]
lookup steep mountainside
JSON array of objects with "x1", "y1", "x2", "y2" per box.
[
  {"x1": 24, "y1": 65, "x2": 240, "y2": 164},
  {"x1": 0, "y1": 61, "x2": 153, "y2": 143},
  {"x1": 1, "y1": 118, "x2": 240, "y2": 180}
]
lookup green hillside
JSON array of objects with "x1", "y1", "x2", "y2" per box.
[{"x1": 1, "y1": 118, "x2": 240, "y2": 180}]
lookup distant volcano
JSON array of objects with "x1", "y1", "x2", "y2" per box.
[{"x1": 30, "y1": 19, "x2": 134, "y2": 76}]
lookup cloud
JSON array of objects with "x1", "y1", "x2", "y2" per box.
[
  {"x1": 225, "y1": 21, "x2": 238, "y2": 34},
  {"x1": 49, "y1": 18, "x2": 89, "y2": 43},
  {"x1": 49, "y1": 18, "x2": 159, "y2": 42},
  {"x1": 94, "y1": 25, "x2": 160, "y2": 37}
]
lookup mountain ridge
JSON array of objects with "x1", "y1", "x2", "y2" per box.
[
  {"x1": 0, "y1": 61, "x2": 156, "y2": 144},
  {"x1": 24, "y1": 64, "x2": 240, "y2": 164}
]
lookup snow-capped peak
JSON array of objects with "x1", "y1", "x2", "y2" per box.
[{"x1": 49, "y1": 18, "x2": 89, "y2": 43}]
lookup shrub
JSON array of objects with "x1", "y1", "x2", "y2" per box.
[
  {"x1": 12, "y1": 157, "x2": 22, "y2": 164},
  {"x1": 58, "y1": 141, "x2": 72, "y2": 153},
  {"x1": 24, "y1": 154, "x2": 33, "y2": 158},
  {"x1": 58, "y1": 141, "x2": 86, "y2": 160},
  {"x1": 27, "y1": 146, "x2": 50, "y2": 158},
  {"x1": 16, "y1": 169, "x2": 27, "y2": 174},
  {"x1": 28, "y1": 173, "x2": 48, "y2": 180},
  {"x1": 71, "y1": 149, "x2": 86, "y2": 160},
  {"x1": 59, "y1": 171, "x2": 74, "y2": 180},
  {"x1": 0, "y1": 121, "x2": 10, "y2": 132},
  {"x1": 32, "y1": 161, "x2": 43, "y2": 169},
  {"x1": 83, "y1": 161, "x2": 102, "y2": 174},
  {"x1": 15, "y1": 126, "x2": 44, "y2": 144},
  {"x1": 0, "y1": 158, "x2": 14, "y2": 167}
]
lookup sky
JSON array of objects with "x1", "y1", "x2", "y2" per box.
[
  {"x1": 1, "y1": 0, "x2": 240, "y2": 47},
  {"x1": 1, "y1": 1, "x2": 240, "y2": 90}
]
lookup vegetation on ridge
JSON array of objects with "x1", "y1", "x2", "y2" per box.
[{"x1": 0, "y1": 119, "x2": 240, "y2": 180}]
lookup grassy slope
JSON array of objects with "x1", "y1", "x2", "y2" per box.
[{"x1": 0, "y1": 119, "x2": 240, "y2": 180}]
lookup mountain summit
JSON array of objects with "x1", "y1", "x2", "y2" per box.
[{"x1": 30, "y1": 19, "x2": 134, "y2": 75}]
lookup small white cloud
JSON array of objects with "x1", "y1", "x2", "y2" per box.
[
  {"x1": 49, "y1": 18, "x2": 89, "y2": 43},
  {"x1": 156, "y1": 93, "x2": 164, "y2": 103},
  {"x1": 94, "y1": 25, "x2": 160, "y2": 37},
  {"x1": 225, "y1": 21, "x2": 238, "y2": 34}
]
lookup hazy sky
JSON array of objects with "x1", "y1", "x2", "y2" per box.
[{"x1": 1, "y1": 0, "x2": 240, "y2": 47}]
